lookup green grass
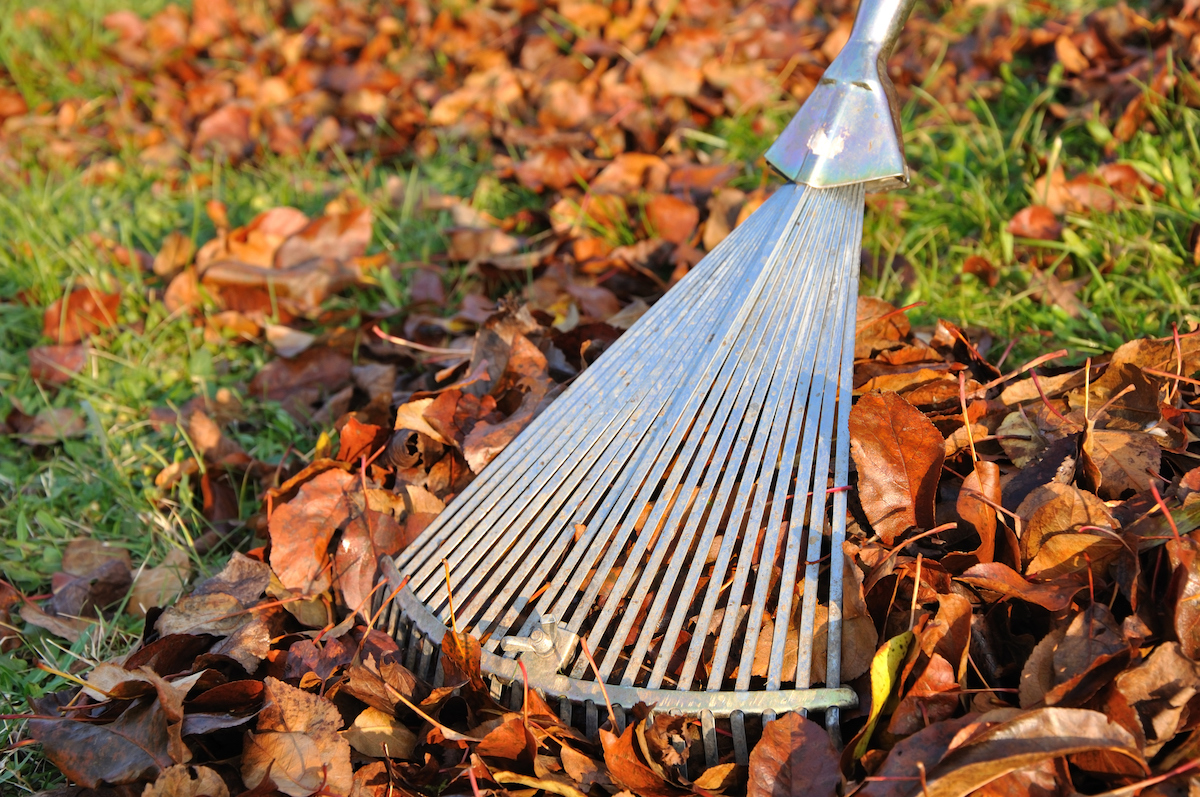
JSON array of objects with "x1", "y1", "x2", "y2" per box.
[{"x1": 1, "y1": 0, "x2": 1199, "y2": 791}]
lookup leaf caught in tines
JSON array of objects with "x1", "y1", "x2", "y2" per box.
[
  {"x1": 600, "y1": 725, "x2": 686, "y2": 797},
  {"x1": 747, "y1": 712, "x2": 839, "y2": 797},
  {"x1": 850, "y1": 391, "x2": 944, "y2": 545},
  {"x1": 334, "y1": 503, "x2": 411, "y2": 619}
]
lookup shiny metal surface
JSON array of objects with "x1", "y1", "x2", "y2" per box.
[
  {"x1": 375, "y1": 0, "x2": 916, "y2": 760},
  {"x1": 377, "y1": 183, "x2": 868, "y2": 762},
  {"x1": 764, "y1": 0, "x2": 917, "y2": 190}
]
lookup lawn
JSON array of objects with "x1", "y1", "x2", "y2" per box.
[{"x1": 1, "y1": 0, "x2": 1198, "y2": 791}]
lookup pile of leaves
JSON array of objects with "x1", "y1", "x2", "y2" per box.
[
  {"x1": 3, "y1": 0, "x2": 1198, "y2": 175},
  {"x1": 6, "y1": 0, "x2": 1200, "y2": 795},
  {"x1": 11, "y1": 289, "x2": 1200, "y2": 797}
]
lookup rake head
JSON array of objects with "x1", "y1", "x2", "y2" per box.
[{"x1": 375, "y1": 0, "x2": 916, "y2": 765}]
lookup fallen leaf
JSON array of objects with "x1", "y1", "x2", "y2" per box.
[
  {"x1": 274, "y1": 207, "x2": 372, "y2": 270},
  {"x1": 269, "y1": 468, "x2": 356, "y2": 595},
  {"x1": 334, "y1": 503, "x2": 411, "y2": 619},
  {"x1": 127, "y1": 549, "x2": 192, "y2": 618},
  {"x1": 955, "y1": 461, "x2": 1001, "y2": 565},
  {"x1": 1008, "y1": 206, "x2": 1062, "y2": 241},
  {"x1": 887, "y1": 653, "x2": 961, "y2": 737},
  {"x1": 962, "y1": 255, "x2": 998, "y2": 287},
  {"x1": 153, "y1": 231, "x2": 196, "y2": 278},
  {"x1": 958, "y1": 563, "x2": 1083, "y2": 612},
  {"x1": 191, "y1": 551, "x2": 271, "y2": 605},
  {"x1": 342, "y1": 706, "x2": 417, "y2": 759},
  {"x1": 1055, "y1": 35, "x2": 1089, "y2": 73},
  {"x1": 242, "y1": 677, "x2": 354, "y2": 797},
  {"x1": 747, "y1": 712, "x2": 839, "y2": 797},
  {"x1": 142, "y1": 764, "x2": 229, "y2": 797},
  {"x1": 917, "y1": 708, "x2": 1145, "y2": 796},
  {"x1": 29, "y1": 698, "x2": 174, "y2": 788},
  {"x1": 850, "y1": 391, "x2": 944, "y2": 545},
  {"x1": 28, "y1": 344, "x2": 87, "y2": 386},
  {"x1": 1081, "y1": 427, "x2": 1161, "y2": 499},
  {"x1": 644, "y1": 194, "x2": 699, "y2": 245},
  {"x1": 600, "y1": 724, "x2": 686, "y2": 797},
  {"x1": 43, "y1": 288, "x2": 120, "y2": 344},
  {"x1": 154, "y1": 593, "x2": 248, "y2": 637},
  {"x1": 852, "y1": 631, "x2": 914, "y2": 758}
]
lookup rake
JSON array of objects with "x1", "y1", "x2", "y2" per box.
[{"x1": 375, "y1": 0, "x2": 916, "y2": 764}]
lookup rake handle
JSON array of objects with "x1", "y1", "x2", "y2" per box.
[{"x1": 846, "y1": 0, "x2": 918, "y2": 60}]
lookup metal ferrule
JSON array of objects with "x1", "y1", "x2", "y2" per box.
[{"x1": 764, "y1": 0, "x2": 917, "y2": 192}]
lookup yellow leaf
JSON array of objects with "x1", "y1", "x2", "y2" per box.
[{"x1": 853, "y1": 630, "x2": 914, "y2": 759}]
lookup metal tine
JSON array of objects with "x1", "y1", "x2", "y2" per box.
[
  {"x1": 436, "y1": 231, "x2": 783, "y2": 642},
  {"x1": 393, "y1": 196, "x2": 784, "y2": 589},
  {"x1": 731, "y1": 711, "x2": 749, "y2": 765},
  {"x1": 559, "y1": 698, "x2": 572, "y2": 726},
  {"x1": 743, "y1": 186, "x2": 866, "y2": 689},
  {"x1": 672, "y1": 190, "x2": 843, "y2": 691},
  {"x1": 435, "y1": 213, "x2": 777, "y2": 629},
  {"x1": 701, "y1": 711, "x2": 718, "y2": 769},
  {"x1": 703, "y1": 188, "x2": 849, "y2": 690},
  {"x1": 480, "y1": 211, "x2": 789, "y2": 658},
  {"x1": 594, "y1": 232, "x2": 812, "y2": 681},
  {"x1": 541, "y1": 190, "x2": 813, "y2": 665},
  {"x1": 732, "y1": 199, "x2": 859, "y2": 691},
  {"x1": 585, "y1": 700, "x2": 598, "y2": 740},
  {"x1": 621, "y1": 189, "x2": 841, "y2": 687},
  {"x1": 643, "y1": 197, "x2": 836, "y2": 689},
  {"x1": 404, "y1": 230, "x2": 781, "y2": 630},
  {"x1": 764, "y1": 193, "x2": 862, "y2": 689},
  {"x1": 794, "y1": 185, "x2": 863, "y2": 690},
  {"x1": 402, "y1": 265, "x2": 728, "y2": 602},
  {"x1": 826, "y1": 184, "x2": 866, "y2": 700},
  {"x1": 432, "y1": 266, "x2": 741, "y2": 623},
  {"x1": 572, "y1": 189, "x2": 816, "y2": 679}
]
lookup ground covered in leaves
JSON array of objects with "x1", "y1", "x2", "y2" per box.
[{"x1": 4, "y1": 0, "x2": 1200, "y2": 795}]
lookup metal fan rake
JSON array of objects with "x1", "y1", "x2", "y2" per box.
[{"x1": 374, "y1": 0, "x2": 916, "y2": 765}]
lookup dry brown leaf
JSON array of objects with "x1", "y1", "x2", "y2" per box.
[
  {"x1": 342, "y1": 706, "x2": 417, "y2": 759},
  {"x1": 242, "y1": 677, "x2": 353, "y2": 797},
  {"x1": 143, "y1": 764, "x2": 229, "y2": 797},
  {"x1": 28, "y1": 344, "x2": 87, "y2": 386},
  {"x1": 1008, "y1": 206, "x2": 1062, "y2": 241},
  {"x1": 747, "y1": 712, "x2": 839, "y2": 797},
  {"x1": 43, "y1": 288, "x2": 120, "y2": 344},
  {"x1": 269, "y1": 468, "x2": 356, "y2": 595},
  {"x1": 849, "y1": 391, "x2": 944, "y2": 545},
  {"x1": 1082, "y1": 427, "x2": 1161, "y2": 499}
]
